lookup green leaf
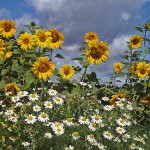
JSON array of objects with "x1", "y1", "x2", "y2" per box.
[
  {"x1": 55, "y1": 54, "x2": 65, "y2": 59},
  {"x1": 0, "y1": 79, "x2": 5, "y2": 89},
  {"x1": 79, "y1": 47, "x2": 85, "y2": 53},
  {"x1": 79, "y1": 59, "x2": 89, "y2": 68},
  {"x1": 87, "y1": 72, "x2": 99, "y2": 82},
  {"x1": 135, "y1": 27, "x2": 144, "y2": 33}
]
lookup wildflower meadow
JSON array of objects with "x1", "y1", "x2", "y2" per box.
[{"x1": 0, "y1": 19, "x2": 150, "y2": 150}]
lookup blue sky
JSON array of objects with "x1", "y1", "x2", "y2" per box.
[{"x1": 0, "y1": 0, "x2": 150, "y2": 82}]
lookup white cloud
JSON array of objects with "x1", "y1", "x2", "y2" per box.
[
  {"x1": 121, "y1": 12, "x2": 130, "y2": 20},
  {"x1": 0, "y1": 8, "x2": 10, "y2": 19}
]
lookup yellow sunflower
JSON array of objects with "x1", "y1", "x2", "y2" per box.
[
  {"x1": 110, "y1": 93, "x2": 128, "y2": 105},
  {"x1": 34, "y1": 29, "x2": 52, "y2": 48},
  {"x1": 84, "y1": 32, "x2": 99, "y2": 43},
  {"x1": 18, "y1": 32, "x2": 35, "y2": 50},
  {"x1": 0, "y1": 20, "x2": 16, "y2": 38},
  {"x1": 32, "y1": 57, "x2": 55, "y2": 80},
  {"x1": 129, "y1": 34, "x2": 143, "y2": 49},
  {"x1": 145, "y1": 21, "x2": 150, "y2": 29},
  {"x1": 0, "y1": 39, "x2": 5, "y2": 50},
  {"x1": 59, "y1": 64, "x2": 75, "y2": 80},
  {"x1": 85, "y1": 41, "x2": 110, "y2": 65},
  {"x1": 113, "y1": 62, "x2": 123, "y2": 72},
  {"x1": 130, "y1": 65, "x2": 137, "y2": 73},
  {"x1": 5, "y1": 82, "x2": 20, "y2": 95},
  {"x1": 48, "y1": 28, "x2": 64, "y2": 49},
  {"x1": 136, "y1": 62, "x2": 150, "y2": 79}
]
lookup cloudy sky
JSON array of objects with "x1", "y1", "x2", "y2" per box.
[{"x1": 0, "y1": 0, "x2": 150, "y2": 82}]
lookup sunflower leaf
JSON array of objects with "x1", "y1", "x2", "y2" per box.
[{"x1": 55, "y1": 54, "x2": 65, "y2": 59}]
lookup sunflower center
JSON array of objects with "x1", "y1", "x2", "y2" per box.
[
  {"x1": 28, "y1": 116, "x2": 33, "y2": 121},
  {"x1": 91, "y1": 48, "x2": 102, "y2": 59},
  {"x1": 132, "y1": 38, "x2": 139, "y2": 45},
  {"x1": 39, "y1": 35, "x2": 46, "y2": 42},
  {"x1": 41, "y1": 114, "x2": 47, "y2": 118},
  {"x1": 39, "y1": 63, "x2": 49, "y2": 73},
  {"x1": 4, "y1": 25, "x2": 11, "y2": 32},
  {"x1": 73, "y1": 132, "x2": 79, "y2": 137},
  {"x1": 52, "y1": 33, "x2": 59, "y2": 43},
  {"x1": 23, "y1": 38, "x2": 30, "y2": 45},
  {"x1": 6, "y1": 86, "x2": 17, "y2": 95},
  {"x1": 140, "y1": 69, "x2": 146, "y2": 74},
  {"x1": 64, "y1": 69, "x2": 70, "y2": 75},
  {"x1": 89, "y1": 35, "x2": 94, "y2": 40}
]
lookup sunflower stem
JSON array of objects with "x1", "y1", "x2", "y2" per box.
[{"x1": 80, "y1": 65, "x2": 89, "y2": 82}]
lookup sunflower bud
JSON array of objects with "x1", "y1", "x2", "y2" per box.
[{"x1": 145, "y1": 21, "x2": 150, "y2": 29}]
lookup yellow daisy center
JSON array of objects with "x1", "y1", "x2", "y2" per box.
[
  {"x1": 82, "y1": 117, "x2": 87, "y2": 121},
  {"x1": 41, "y1": 113, "x2": 47, "y2": 118},
  {"x1": 95, "y1": 116, "x2": 99, "y2": 120},
  {"x1": 31, "y1": 94, "x2": 36, "y2": 98},
  {"x1": 73, "y1": 132, "x2": 79, "y2": 137},
  {"x1": 57, "y1": 128, "x2": 61, "y2": 132},
  {"x1": 46, "y1": 103, "x2": 51, "y2": 106},
  {"x1": 38, "y1": 63, "x2": 49, "y2": 73},
  {"x1": 56, "y1": 98, "x2": 60, "y2": 102},
  {"x1": 67, "y1": 148, "x2": 71, "y2": 150},
  {"x1": 92, "y1": 123, "x2": 97, "y2": 127},
  {"x1": 28, "y1": 116, "x2": 33, "y2": 121},
  {"x1": 89, "y1": 134, "x2": 94, "y2": 139},
  {"x1": 120, "y1": 120, "x2": 125, "y2": 123},
  {"x1": 67, "y1": 118, "x2": 72, "y2": 122},
  {"x1": 106, "y1": 133, "x2": 111, "y2": 136}
]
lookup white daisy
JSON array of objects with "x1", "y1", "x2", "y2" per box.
[
  {"x1": 0, "y1": 100, "x2": 3, "y2": 105},
  {"x1": 127, "y1": 104, "x2": 133, "y2": 110},
  {"x1": 78, "y1": 116, "x2": 89, "y2": 125},
  {"x1": 9, "y1": 116, "x2": 17, "y2": 122},
  {"x1": 91, "y1": 115, "x2": 102, "y2": 124},
  {"x1": 22, "y1": 141, "x2": 30, "y2": 147},
  {"x1": 116, "y1": 127, "x2": 126, "y2": 134},
  {"x1": 87, "y1": 134, "x2": 96, "y2": 143},
  {"x1": 15, "y1": 102, "x2": 23, "y2": 107},
  {"x1": 97, "y1": 143, "x2": 106, "y2": 150},
  {"x1": 33, "y1": 105, "x2": 41, "y2": 112},
  {"x1": 38, "y1": 112, "x2": 49, "y2": 122},
  {"x1": 17, "y1": 91, "x2": 28, "y2": 97},
  {"x1": 65, "y1": 145, "x2": 74, "y2": 150},
  {"x1": 123, "y1": 113, "x2": 131, "y2": 119},
  {"x1": 129, "y1": 143, "x2": 136, "y2": 149},
  {"x1": 28, "y1": 93, "x2": 39, "y2": 101},
  {"x1": 103, "y1": 105, "x2": 114, "y2": 111},
  {"x1": 72, "y1": 131, "x2": 80, "y2": 140},
  {"x1": 88, "y1": 123, "x2": 97, "y2": 131},
  {"x1": 88, "y1": 84, "x2": 92, "y2": 88},
  {"x1": 63, "y1": 118, "x2": 74, "y2": 126},
  {"x1": 25, "y1": 114, "x2": 37, "y2": 124},
  {"x1": 125, "y1": 120, "x2": 131, "y2": 126},
  {"x1": 79, "y1": 82, "x2": 87, "y2": 86},
  {"x1": 5, "y1": 92, "x2": 12, "y2": 96},
  {"x1": 102, "y1": 96, "x2": 109, "y2": 101},
  {"x1": 114, "y1": 137, "x2": 121, "y2": 142},
  {"x1": 123, "y1": 133, "x2": 131, "y2": 139},
  {"x1": 53, "y1": 127, "x2": 65, "y2": 135},
  {"x1": 103, "y1": 131, "x2": 113, "y2": 140},
  {"x1": 44, "y1": 133, "x2": 52, "y2": 139},
  {"x1": 48, "y1": 89, "x2": 57, "y2": 96},
  {"x1": 44, "y1": 101, "x2": 53, "y2": 109},
  {"x1": 51, "y1": 122, "x2": 63, "y2": 130},
  {"x1": 11, "y1": 96, "x2": 20, "y2": 103},
  {"x1": 116, "y1": 118, "x2": 126, "y2": 126},
  {"x1": 5, "y1": 110, "x2": 14, "y2": 116},
  {"x1": 53, "y1": 97, "x2": 64, "y2": 105},
  {"x1": 116, "y1": 101, "x2": 124, "y2": 107}
]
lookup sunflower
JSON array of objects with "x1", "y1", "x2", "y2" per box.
[
  {"x1": 145, "y1": 21, "x2": 150, "y2": 29},
  {"x1": 18, "y1": 32, "x2": 35, "y2": 50},
  {"x1": 34, "y1": 29, "x2": 52, "y2": 48},
  {"x1": 84, "y1": 32, "x2": 99, "y2": 43},
  {"x1": 0, "y1": 20, "x2": 16, "y2": 38},
  {"x1": 5, "y1": 82, "x2": 20, "y2": 96},
  {"x1": 0, "y1": 39, "x2": 5, "y2": 50},
  {"x1": 129, "y1": 34, "x2": 143, "y2": 49},
  {"x1": 48, "y1": 28, "x2": 64, "y2": 49},
  {"x1": 130, "y1": 65, "x2": 137, "y2": 73},
  {"x1": 59, "y1": 64, "x2": 75, "y2": 80},
  {"x1": 32, "y1": 57, "x2": 55, "y2": 80},
  {"x1": 110, "y1": 93, "x2": 128, "y2": 105},
  {"x1": 85, "y1": 41, "x2": 109, "y2": 65},
  {"x1": 113, "y1": 62, "x2": 123, "y2": 72},
  {"x1": 136, "y1": 62, "x2": 149, "y2": 79}
]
